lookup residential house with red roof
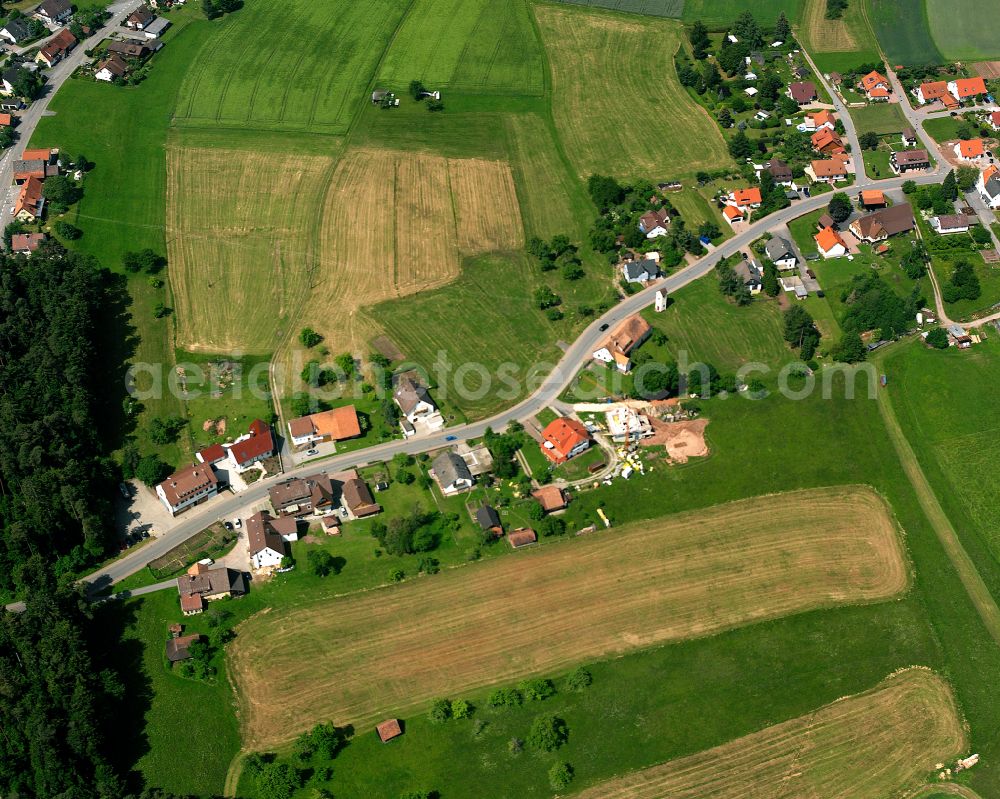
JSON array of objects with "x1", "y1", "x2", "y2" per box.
[
  {"x1": 35, "y1": 28, "x2": 76, "y2": 67},
  {"x1": 591, "y1": 314, "x2": 652, "y2": 373},
  {"x1": 915, "y1": 80, "x2": 949, "y2": 105},
  {"x1": 978, "y1": 164, "x2": 1000, "y2": 209},
  {"x1": 11, "y1": 231, "x2": 45, "y2": 254},
  {"x1": 540, "y1": 417, "x2": 591, "y2": 464},
  {"x1": 811, "y1": 128, "x2": 845, "y2": 155},
  {"x1": 226, "y1": 419, "x2": 274, "y2": 471},
  {"x1": 947, "y1": 77, "x2": 987, "y2": 103},
  {"x1": 858, "y1": 70, "x2": 891, "y2": 101},
  {"x1": 814, "y1": 227, "x2": 848, "y2": 259},
  {"x1": 287, "y1": 406, "x2": 361, "y2": 449},
  {"x1": 14, "y1": 175, "x2": 44, "y2": 222},
  {"x1": 156, "y1": 462, "x2": 219, "y2": 515},
  {"x1": 954, "y1": 139, "x2": 986, "y2": 161},
  {"x1": 727, "y1": 187, "x2": 762, "y2": 209}
]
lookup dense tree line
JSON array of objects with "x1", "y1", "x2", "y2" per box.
[
  {"x1": 0, "y1": 568, "x2": 125, "y2": 798},
  {"x1": 0, "y1": 246, "x2": 125, "y2": 588}
]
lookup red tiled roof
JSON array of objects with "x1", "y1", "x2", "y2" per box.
[
  {"x1": 532, "y1": 485, "x2": 567, "y2": 512},
  {"x1": 540, "y1": 417, "x2": 590, "y2": 463},
  {"x1": 919, "y1": 80, "x2": 948, "y2": 101},
  {"x1": 377, "y1": 719, "x2": 402, "y2": 742},
  {"x1": 952, "y1": 77, "x2": 986, "y2": 98},
  {"x1": 731, "y1": 187, "x2": 762, "y2": 206},
  {"x1": 197, "y1": 443, "x2": 226, "y2": 464},
  {"x1": 228, "y1": 423, "x2": 274, "y2": 466},
  {"x1": 958, "y1": 139, "x2": 985, "y2": 158},
  {"x1": 815, "y1": 227, "x2": 847, "y2": 253}
]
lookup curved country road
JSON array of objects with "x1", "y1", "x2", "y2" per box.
[{"x1": 0, "y1": 40, "x2": 949, "y2": 600}]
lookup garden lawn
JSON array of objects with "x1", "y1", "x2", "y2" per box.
[
  {"x1": 866, "y1": 0, "x2": 943, "y2": 66},
  {"x1": 376, "y1": 0, "x2": 544, "y2": 95},
  {"x1": 924, "y1": 116, "x2": 965, "y2": 144},
  {"x1": 173, "y1": 0, "x2": 408, "y2": 134},
  {"x1": 31, "y1": 9, "x2": 211, "y2": 466},
  {"x1": 930, "y1": 252, "x2": 1000, "y2": 321},
  {"x1": 851, "y1": 102, "x2": 908, "y2": 136},
  {"x1": 862, "y1": 147, "x2": 892, "y2": 179},
  {"x1": 535, "y1": 4, "x2": 731, "y2": 180},
  {"x1": 640, "y1": 276, "x2": 796, "y2": 375}
]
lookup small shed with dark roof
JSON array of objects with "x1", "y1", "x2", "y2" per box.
[{"x1": 475, "y1": 504, "x2": 502, "y2": 534}]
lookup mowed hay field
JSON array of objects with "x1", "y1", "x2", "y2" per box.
[
  {"x1": 376, "y1": 0, "x2": 544, "y2": 94},
  {"x1": 535, "y1": 5, "x2": 731, "y2": 180},
  {"x1": 297, "y1": 148, "x2": 524, "y2": 358},
  {"x1": 166, "y1": 145, "x2": 336, "y2": 353},
  {"x1": 230, "y1": 486, "x2": 908, "y2": 747},
  {"x1": 173, "y1": 0, "x2": 406, "y2": 133},
  {"x1": 575, "y1": 668, "x2": 964, "y2": 799}
]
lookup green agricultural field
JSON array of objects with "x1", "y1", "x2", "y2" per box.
[
  {"x1": 851, "y1": 102, "x2": 908, "y2": 136},
  {"x1": 377, "y1": 0, "x2": 544, "y2": 95},
  {"x1": 535, "y1": 4, "x2": 732, "y2": 180},
  {"x1": 867, "y1": 0, "x2": 943, "y2": 66},
  {"x1": 888, "y1": 340, "x2": 1000, "y2": 589},
  {"x1": 505, "y1": 113, "x2": 595, "y2": 240},
  {"x1": 681, "y1": 0, "x2": 801, "y2": 26},
  {"x1": 640, "y1": 277, "x2": 796, "y2": 373},
  {"x1": 550, "y1": 0, "x2": 683, "y2": 17},
  {"x1": 368, "y1": 252, "x2": 604, "y2": 419},
  {"x1": 173, "y1": 0, "x2": 407, "y2": 133},
  {"x1": 926, "y1": 0, "x2": 1000, "y2": 61}
]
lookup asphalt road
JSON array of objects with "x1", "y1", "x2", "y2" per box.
[{"x1": 0, "y1": 0, "x2": 138, "y2": 234}]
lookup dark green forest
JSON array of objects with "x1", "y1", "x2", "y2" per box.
[{"x1": 0, "y1": 244, "x2": 203, "y2": 798}]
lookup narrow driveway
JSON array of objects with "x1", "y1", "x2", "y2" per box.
[{"x1": 0, "y1": 0, "x2": 139, "y2": 236}]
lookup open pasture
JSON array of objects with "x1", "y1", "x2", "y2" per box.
[
  {"x1": 166, "y1": 145, "x2": 336, "y2": 354},
  {"x1": 230, "y1": 485, "x2": 907, "y2": 748},
  {"x1": 867, "y1": 0, "x2": 943, "y2": 66},
  {"x1": 927, "y1": 0, "x2": 1000, "y2": 61},
  {"x1": 640, "y1": 277, "x2": 795, "y2": 372},
  {"x1": 575, "y1": 668, "x2": 964, "y2": 799},
  {"x1": 535, "y1": 5, "x2": 730, "y2": 180},
  {"x1": 376, "y1": 0, "x2": 544, "y2": 95},
  {"x1": 680, "y1": 0, "x2": 801, "y2": 26},
  {"x1": 173, "y1": 0, "x2": 406, "y2": 133}
]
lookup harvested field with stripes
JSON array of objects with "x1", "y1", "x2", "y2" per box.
[
  {"x1": 166, "y1": 146, "x2": 335, "y2": 353},
  {"x1": 168, "y1": 146, "x2": 523, "y2": 361},
  {"x1": 300, "y1": 148, "x2": 524, "y2": 358},
  {"x1": 575, "y1": 668, "x2": 964, "y2": 799},
  {"x1": 230, "y1": 486, "x2": 908, "y2": 748},
  {"x1": 535, "y1": 5, "x2": 730, "y2": 180}
]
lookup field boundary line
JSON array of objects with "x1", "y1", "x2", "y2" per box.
[{"x1": 875, "y1": 376, "x2": 1000, "y2": 645}]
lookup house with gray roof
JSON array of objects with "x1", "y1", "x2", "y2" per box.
[
  {"x1": 0, "y1": 18, "x2": 34, "y2": 44},
  {"x1": 764, "y1": 237, "x2": 797, "y2": 270},
  {"x1": 978, "y1": 168, "x2": 1000, "y2": 209},
  {"x1": 621, "y1": 258, "x2": 660, "y2": 284},
  {"x1": 431, "y1": 451, "x2": 474, "y2": 495},
  {"x1": 393, "y1": 374, "x2": 443, "y2": 437}
]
